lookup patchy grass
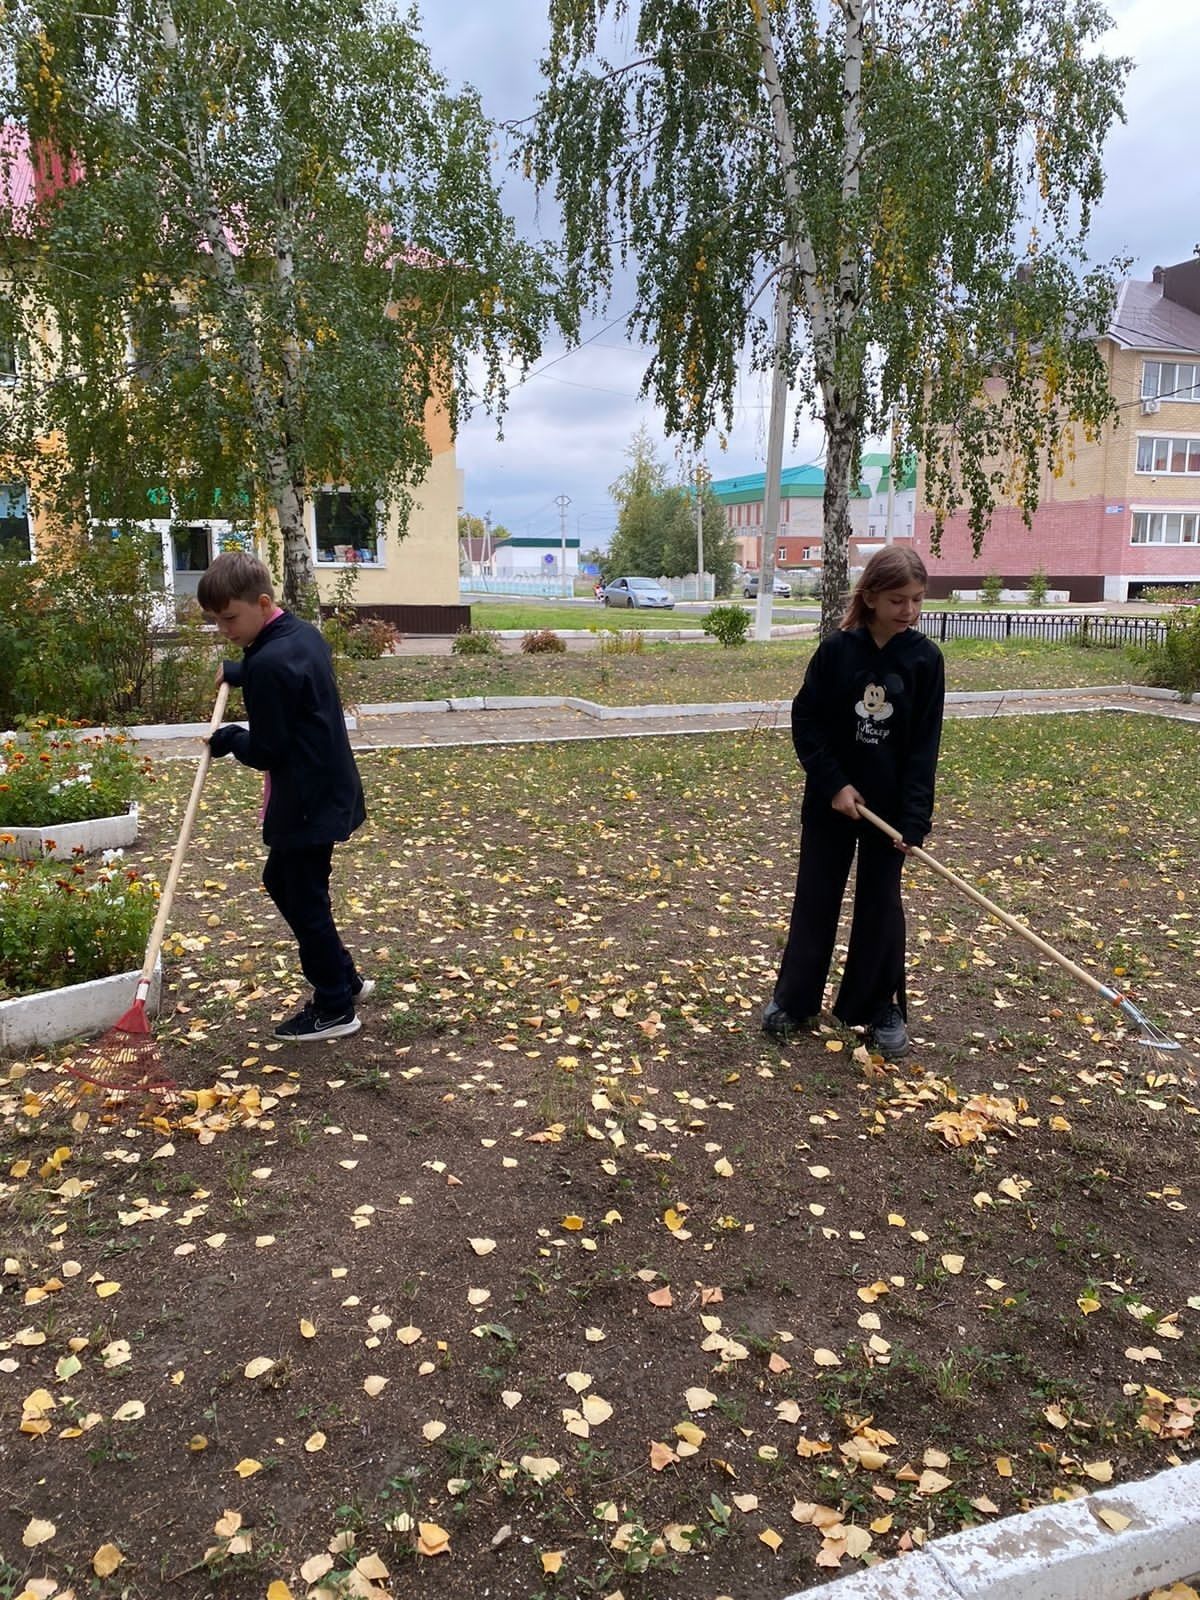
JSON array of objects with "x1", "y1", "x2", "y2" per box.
[
  {"x1": 3, "y1": 713, "x2": 1199, "y2": 1600},
  {"x1": 344, "y1": 635, "x2": 1149, "y2": 708}
]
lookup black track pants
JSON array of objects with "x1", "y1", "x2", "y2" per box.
[
  {"x1": 263, "y1": 842, "x2": 359, "y2": 1014},
  {"x1": 772, "y1": 802, "x2": 907, "y2": 1027}
]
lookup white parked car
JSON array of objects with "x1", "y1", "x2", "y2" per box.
[{"x1": 743, "y1": 572, "x2": 793, "y2": 598}]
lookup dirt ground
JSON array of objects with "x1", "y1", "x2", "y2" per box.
[{"x1": 3, "y1": 718, "x2": 1199, "y2": 1600}]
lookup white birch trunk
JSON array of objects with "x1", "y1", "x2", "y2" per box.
[{"x1": 753, "y1": 3, "x2": 848, "y2": 638}]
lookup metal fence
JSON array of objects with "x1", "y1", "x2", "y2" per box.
[
  {"x1": 927, "y1": 611, "x2": 1168, "y2": 648},
  {"x1": 460, "y1": 575, "x2": 572, "y2": 598}
]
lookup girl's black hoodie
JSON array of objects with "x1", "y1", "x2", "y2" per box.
[{"x1": 791, "y1": 625, "x2": 945, "y2": 846}]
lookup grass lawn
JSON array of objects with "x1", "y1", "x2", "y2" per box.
[
  {"x1": 3, "y1": 710, "x2": 1199, "y2": 1599},
  {"x1": 344, "y1": 635, "x2": 1151, "y2": 708}
]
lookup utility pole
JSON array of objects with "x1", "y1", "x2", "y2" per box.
[
  {"x1": 884, "y1": 405, "x2": 897, "y2": 545},
  {"x1": 484, "y1": 511, "x2": 492, "y2": 572},
  {"x1": 555, "y1": 493, "x2": 571, "y2": 597},
  {"x1": 694, "y1": 461, "x2": 711, "y2": 600}
]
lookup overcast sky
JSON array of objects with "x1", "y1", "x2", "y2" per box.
[{"x1": 414, "y1": 0, "x2": 1200, "y2": 551}]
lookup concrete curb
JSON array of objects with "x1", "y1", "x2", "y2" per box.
[
  {"x1": 0, "y1": 962, "x2": 162, "y2": 1051},
  {"x1": 783, "y1": 1460, "x2": 1200, "y2": 1600},
  {"x1": 41, "y1": 685, "x2": 1190, "y2": 746}
]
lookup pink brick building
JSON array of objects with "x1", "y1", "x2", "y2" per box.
[{"x1": 915, "y1": 258, "x2": 1200, "y2": 601}]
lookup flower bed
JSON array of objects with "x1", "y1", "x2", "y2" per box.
[
  {"x1": 0, "y1": 854, "x2": 155, "y2": 1001},
  {"x1": 0, "y1": 728, "x2": 148, "y2": 831}
]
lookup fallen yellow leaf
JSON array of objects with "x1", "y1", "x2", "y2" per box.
[
  {"x1": 233, "y1": 1458, "x2": 263, "y2": 1477},
  {"x1": 92, "y1": 1542, "x2": 123, "y2": 1577},
  {"x1": 1096, "y1": 1508, "x2": 1132, "y2": 1533},
  {"x1": 22, "y1": 1517, "x2": 55, "y2": 1547},
  {"x1": 541, "y1": 1550, "x2": 565, "y2": 1574},
  {"x1": 417, "y1": 1521, "x2": 451, "y2": 1557}
]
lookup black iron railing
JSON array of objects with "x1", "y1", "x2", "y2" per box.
[{"x1": 927, "y1": 611, "x2": 1168, "y2": 648}]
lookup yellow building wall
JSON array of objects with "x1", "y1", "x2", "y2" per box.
[{"x1": 312, "y1": 394, "x2": 459, "y2": 609}]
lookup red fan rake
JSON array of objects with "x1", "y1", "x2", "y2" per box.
[{"x1": 61, "y1": 684, "x2": 230, "y2": 1103}]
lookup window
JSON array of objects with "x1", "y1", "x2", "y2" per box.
[
  {"x1": 1136, "y1": 435, "x2": 1200, "y2": 474},
  {"x1": 1142, "y1": 361, "x2": 1200, "y2": 402},
  {"x1": 172, "y1": 524, "x2": 212, "y2": 572},
  {"x1": 0, "y1": 482, "x2": 30, "y2": 556},
  {"x1": 1132, "y1": 510, "x2": 1200, "y2": 545},
  {"x1": 778, "y1": 544, "x2": 789, "y2": 561},
  {"x1": 0, "y1": 296, "x2": 19, "y2": 382},
  {"x1": 314, "y1": 490, "x2": 380, "y2": 564}
]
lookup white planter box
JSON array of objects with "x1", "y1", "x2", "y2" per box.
[
  {"x1": 0, "y1": 963, "x2": 161, "y2": 1052},
  {"x1": 0, "y1": 804, "x2": 140, "y2": 862}
]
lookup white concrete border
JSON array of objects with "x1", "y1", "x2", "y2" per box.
[
  {"x1": 0, "y1": 963, "x2": 162, "y2": 1051},
  {"x1": 784, "y1": 1460, "x2": 1200, "y2": 1600},
  {"x1": 0, "y1": 804, "x2": 140, "y2": 861}
]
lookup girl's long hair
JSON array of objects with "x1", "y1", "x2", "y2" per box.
[{"x1": 841, "y1": 547, "x2": 928, "y2": 631}]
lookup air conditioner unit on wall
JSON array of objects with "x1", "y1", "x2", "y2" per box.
[{"x1": 1141, "y1": 397, "x2": 1161, "y2": 415}]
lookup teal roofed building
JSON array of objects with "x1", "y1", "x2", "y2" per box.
[
  {"x1": 860, "y1": 452, "x2": 918, "y2": 547},
  {"x1": 709, "y1": 462, "x2": 871, "y2": 574}
]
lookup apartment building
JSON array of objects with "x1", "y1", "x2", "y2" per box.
[{"x1": 915, "y1": 258, "x2": 1200, "y2": 601}]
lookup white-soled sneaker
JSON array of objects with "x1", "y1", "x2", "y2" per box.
[
  {"x1": 274, "y1": 1003, "x2": 362, "y2": 1042},
  {"x1": 353, "y1": 978, "x2": 377, "y2": 1001}
]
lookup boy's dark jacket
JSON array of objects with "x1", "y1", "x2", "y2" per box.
[
  {"x1": 791, "y1": 625, "x2": 945, "y2": 845},
  {"x1": 209, "y1": 611, "x2": 366, "y2": 848}
]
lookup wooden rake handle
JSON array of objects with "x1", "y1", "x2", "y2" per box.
[
  {"x1": 854, "y1": 802, "x2": 1117, "y2": 1007},
  {"x1": 136, "y1": 682, "x2": 230, "y2": 996}
]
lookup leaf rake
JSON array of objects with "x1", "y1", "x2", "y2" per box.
[
  {"x1": 58, "y1": 683, "x2": 230, "y2": 1105},
  {"x1": 857, "y1": 803, "x2": 1199, "y2": 1076}
]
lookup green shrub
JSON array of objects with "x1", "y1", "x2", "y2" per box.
[
  {"x1": 451, "y1": 626, "x2": 501, "y2": 657},
  {"x1": 980, "y1": 571, "x2": 1003, "y2": 606},
  {"x1": 0, "y1": 533, "x2": 220, "y2": 726},
  {"x1": 0, "y1": 854, "x2": 155, "y2": 999},
  {"x1": 1138, "y1": 606, "x2": 1200, "y2": 699},
  {"x1": 1027, "y1": 567, "x2": 1048, "y2": 607},
  {"x1": 0, "y1": 730, "x2": 148, "y2": 828},
  {"x1": 521, "y1": 628, "x2": 567, "y2": 654},
  {"x1": 702, "y1": 605, "x2": 752, "y2": 648}
]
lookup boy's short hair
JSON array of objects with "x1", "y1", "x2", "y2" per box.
[{"x1": 197, "y1": 551, "x2": 275, "y2": 612}]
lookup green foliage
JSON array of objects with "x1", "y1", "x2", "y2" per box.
[
  {"x1": 520, "y1": 629, "x2": 566, "y2": 654},
  {"x1": 0, "y1": 0, "x2": 553, "y2": 608},
  {"x1": 0, "y1": 731, "x2": 146, "y2": 828},
  {"x1": 1027, "y1": 567, "x2": 1049, "y2": 608},
  {"x1": 701, "y1": 605, "x2": 751, "y2": 649},
  {"x1": 604, "y1": 429, "x2": 736, "y2": 593},
  {"x1": 0, "y1": 855, "x2": 154, "y2": 999},
  {"x1": 528, "y1": 0, "x2": 1128, "y2": 633},
  {"x1": 980, "y1": 571, "x2": 1003, "y2": 606},
  {"x1": 1136, "y1": 607, "x2": 1200, "y2": 698},
  {"x1": 0, "y1": 533, "x2": 217, "y2": 726},
  {"x1": 451, "y1": 626, "x2": 501, "y2": 657}
]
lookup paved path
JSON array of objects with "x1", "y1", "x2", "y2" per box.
[{"x1": 130, "y1": 685, "x2": 1200, "y2": 762}]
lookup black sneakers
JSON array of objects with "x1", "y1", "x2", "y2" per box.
[
  {"x1": 274, "y1": 1003, "x2": 362, "y2": 1042},
  {"x1": 868, "y1": 1003, "x2": 910, "y2": 1059},
  {"x1": 762, "y1": 999, "x2": 818, "y2": 1041},
  {"x1": 352, "y1": 978, "x2": 376, "y2": 1001}
]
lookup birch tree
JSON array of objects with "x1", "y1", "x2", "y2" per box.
[
  {"x1": 528, "y1": 0, "x2": 1128, "y2": 637},
  {"x1": 0, "y1": 0, "x2": 552, "y2": 608}
]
